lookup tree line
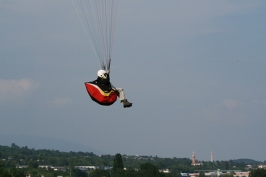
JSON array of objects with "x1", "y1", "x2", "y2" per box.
[{"x1": 0, "y1": 144, "x2": 265, "y2": 177}]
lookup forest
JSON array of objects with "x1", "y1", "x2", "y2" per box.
[{"x1": 0, "y1": 143, "x2": 264, "y2": 177}]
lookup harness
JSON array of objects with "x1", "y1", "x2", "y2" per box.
[{"x1": 84, "y1": 81, "x2": 118, "y2": 106}]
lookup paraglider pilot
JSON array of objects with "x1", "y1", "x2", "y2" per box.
[{"x1": 96, "y1": 70, "x2": 132, "y2": 108}]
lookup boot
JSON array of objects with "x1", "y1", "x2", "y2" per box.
[{"x1": 122, "y1": 99, "x2": 132, "y2": 108}]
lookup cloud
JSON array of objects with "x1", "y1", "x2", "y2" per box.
[
  {"x1": 222, "y1": 99, "x2": 244, "y2": 109},
  {"x1": 119, "y1": 1, "x2": 262, "y2": 27},
  {"x1": 0, "y1": 0, "x2": 64, "y2": 16},
  {"x1": 0, "y1": 78, "x2": 39, "y2": 103},
  {"x1": 195, "y1": 99, "x2": 246, "y2": 124},
  {"x1": 46, "y1": 97, "x2": 72, "y2": 107},
  {"x1": 253, "y1": 100, "x2": 266, "y2": 105}
]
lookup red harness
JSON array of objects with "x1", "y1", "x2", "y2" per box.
[{"x1": 85, "y1": 82, "x2": 117, "y2": 106}]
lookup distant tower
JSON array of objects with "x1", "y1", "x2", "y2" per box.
[
  {"x1": 210, "y1": 151, "x2": 214, "y2": 162},
  {"x1": 192, "y1": 152, "x2": 196, "y2": 164}
]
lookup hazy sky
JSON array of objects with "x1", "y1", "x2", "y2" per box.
[{"x1": 1, "y1": 0, "x2": 266, "y2": 162}]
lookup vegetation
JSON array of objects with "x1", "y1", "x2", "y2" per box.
[
  {"x1": 0, "y1": 143, "x2": 263, "y2": 177},
  {"x1": 249, "y1": 168, "x2": 266, "y2": 177}
]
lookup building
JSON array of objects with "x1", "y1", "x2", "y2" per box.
[
  {"x1": 159, "y1": 169, "x2": 170, "y2": 173},
  {"x1": 191, "y1": 152, "x2": 203, "y2": 166},
  {"x1": 192, "y1": 152, "x2": 196, "y2": 164},
  {"x1": 194, "y1": 170, "x2": 249, "y2": 177},
  {"x1": 234, "y1": 171, "x2": 249, "y2": 177},
  {"x1": 210, "y1": 152, "x2": 214, "y2": 162}
]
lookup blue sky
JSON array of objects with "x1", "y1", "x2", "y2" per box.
[{"x1": 1, "y1": 0, "x2": 266, "y2": 161}]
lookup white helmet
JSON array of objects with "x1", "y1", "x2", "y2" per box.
[{"x1": 97, "y1": 70, "x2": 107, "y2": 79}]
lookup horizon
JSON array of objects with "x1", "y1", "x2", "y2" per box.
[
  {"x1": 1, "y1": 0, "x2": 266, "y2": 162},
  {"x1": 0, "y1": 139, "x2": 264, "y2": 163}
]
